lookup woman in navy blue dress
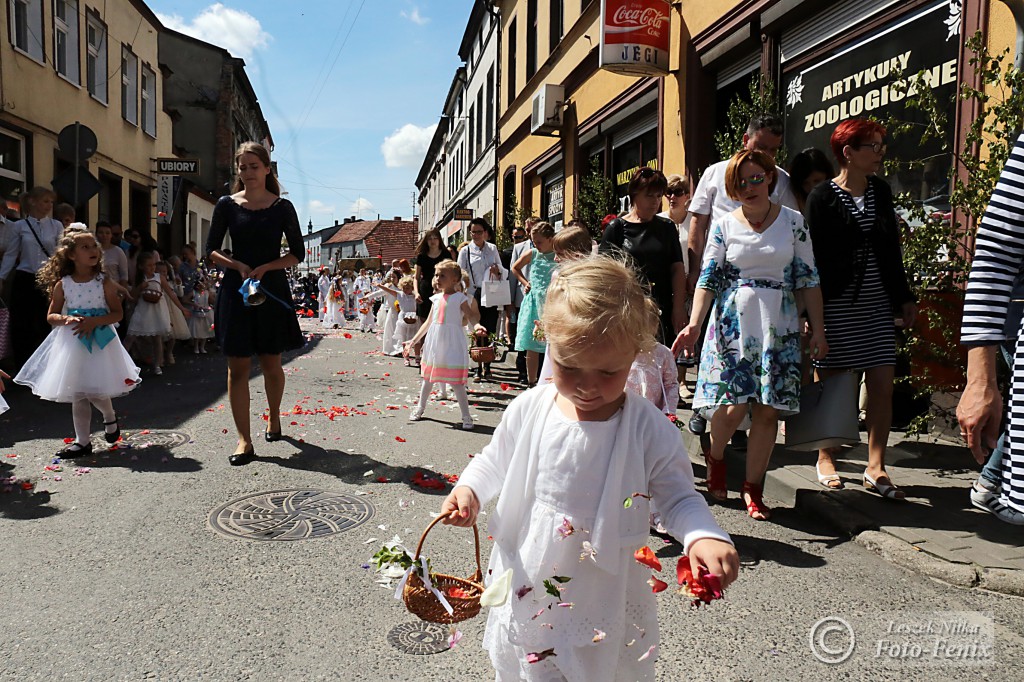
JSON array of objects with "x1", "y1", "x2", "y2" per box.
[{"x1": 206, "y1": 142, "x2": 305, "y2": 465}]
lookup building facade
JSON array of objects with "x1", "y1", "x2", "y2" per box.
[
  {"x1": 1, "y1": 0, "x2": 172, "y2": 235},
  {"x1": 300, "y1": 219, "x2": 343, "y2": 276},
  {"x1": 416, "y1": 1, "x2": 499, "y2": 243},
  {"x1": 494, "y1": 0, "x2": 1016, "y2": 235},
  {"x1": 159, "y1": 27, "x2": 272, "y2": 254}
]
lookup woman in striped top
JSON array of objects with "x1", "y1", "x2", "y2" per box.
[
  {"x1": 806, "y1": 119, "x2": 917, "y2": 499},
  {"x1": 959, "y1": 133, "x2": 1024, "y2": 524}
]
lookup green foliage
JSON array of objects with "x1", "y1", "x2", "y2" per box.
[
  {"x1": 882, "y1": 31, "x2": 1024, "y2": 436},
  {"x1": 713, "y1": 75, "x2": 785, "y2": 165},
  {"x1": 573, "y1": 167, "x2": 618, "y2": 239},
  {"x1": 501, "y1": 197, "x2": 536, "y2": 249}
]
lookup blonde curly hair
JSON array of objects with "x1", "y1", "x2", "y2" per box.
[
  {"x1": 36, "y1": 225, "x2": 105, "y2": 293},
  {"x1": 542, "y1": 255, "x2": 658, "y2": 362}
]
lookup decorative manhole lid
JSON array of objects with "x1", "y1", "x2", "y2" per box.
[
  {"x1": 387, "y1": 622, "x2": 451, "y2": 655},
  {"x1": 208, "y1": 489, "x2": 374, "y2": 541},
  {"x1": 91, "y1": 430, "x2": 191, "y2": 450}
]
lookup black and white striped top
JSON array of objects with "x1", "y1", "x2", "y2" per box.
[{"x1": 815, "y1": 181, "x2": 897, "y2": 369}]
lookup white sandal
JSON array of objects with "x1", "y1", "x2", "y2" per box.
[
  {"x1": 815, "y1": 462, "x2": 843, "y2": 489},
  {"x1": 863, "y1": 471, "x2": 905, "y2": 500}
]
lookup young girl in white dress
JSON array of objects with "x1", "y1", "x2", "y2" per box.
[
  {"x1": 14, "y1": 227, "x2": 140, "y2": 457},
  {"x1": 125, "y1": 252, "x2": 188, "y2": 375},
  {"x1": 188, "y1": 278, "x2": 215, "y2": 353},
  {"x1": 392, "y1": 276, "x2": 419, "y2": 365},
  {"x1": 439, "y1": 257, "x2": 739, "y2": 681},
  {"x1": 156, "y1": 260, "x2": 191, "y2": 365},
  {"x1": 374, "y1": 271, "x2": 402, "y2": 355},
  {"x1": 0, "y1": 369, "x2": 10, "y2": 415},
  {"x1": 408, "y1": 260, "x2": 477, "y2": 429}
]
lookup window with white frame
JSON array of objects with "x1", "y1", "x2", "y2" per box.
[
  {"x1": 53, "y1": 0, "x2": 79, "y2": 83},
  {"x1": 0, "y1": 129, "x2": 27, "y2": 207},
  {"x1": 10, "y1": 0, "x2": 44, "y2": 62},
  {"x1": 141, "y1": 64, "x2": 156, "y2": 136},
  {"x1": 86, "y1": 13, "x2": 106, "y2": 102},
  {"x1": 121, "y1": 45, "x2": 137, "y2": 124}
]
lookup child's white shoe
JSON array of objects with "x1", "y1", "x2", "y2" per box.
[
  {"x1": 461, "y1": 419, "x2": 474, "y2": 431},
  {"x1": 409, "y1": 411, "x2": 423, "y2": 422}
]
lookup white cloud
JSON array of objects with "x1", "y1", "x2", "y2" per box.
[
  {"x1": 381, "y1": 123, "x2": 437, "y2": 169},
  {"x1": 309, "y1": 199, "x2": 335, "y2": 215},
  {"x1": 350, "y1": 197, "x2": 375, "y2": 217},
  {"x1": 157, "y1": 4, "x2": 271, "y2": 61},
  {"x1": 400, "y1": 6, "x2": 430, "y2": 25}
]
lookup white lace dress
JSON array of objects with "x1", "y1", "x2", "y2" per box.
[
  {"x1": 393, "y1": 292, "x2": 419, "y2": 347},
  {"x1": 15, "y1": 276, "x2": 140, "y2": 402},
  {"x1": 128, "y1": 273, "x2": 171, "y2": 337}
]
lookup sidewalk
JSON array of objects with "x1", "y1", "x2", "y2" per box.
[{"x1": 681, "y1": 428, "x2": 1024, "y2": 596}]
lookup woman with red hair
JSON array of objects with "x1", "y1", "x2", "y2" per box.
[{"x1": 805, "y1": 118, "x2": 917, "y2": 499}]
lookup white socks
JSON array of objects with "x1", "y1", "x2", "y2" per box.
[{"x1": 72, "y1": 398, "x2": 116, "y2": 445}]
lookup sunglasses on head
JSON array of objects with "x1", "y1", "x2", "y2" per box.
[
  {"x1": 634, "y1": 167, "x2": 657, "y2": 180},
  {"x1": 737, "y1": 173, "x2": 767, "y2": 190},
  {"x1": 666, "y1": 189, "x2": 688, "y2": 197}
]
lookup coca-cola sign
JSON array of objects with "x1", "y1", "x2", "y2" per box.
[{"x1": 600, "y1": 0, "x2": 671, "y2": 77}]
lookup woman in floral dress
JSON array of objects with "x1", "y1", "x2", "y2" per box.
[{"x1": 673, "y1": 149, "x2": 828, "y2": 520}]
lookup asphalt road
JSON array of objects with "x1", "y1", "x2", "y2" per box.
[{"x1": 1, "y1": 320, "x2": 1021, "y2": 681}]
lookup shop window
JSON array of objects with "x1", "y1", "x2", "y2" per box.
[
  {"x1": 549, "y1": 0, "x2": 563, "y2": 53},
  {"x1": 86, "y1": 13, "x2": 107, "y2": 102},
  {"x1": 129, "y1": 183, "x2": 150, "y2": 243},
  {"x1": 54, "y1": 0, "x2": 79, "y2": 84},
  {"x1": 612, "y1": 128, "x2": 659, "y2": 209},
  {"x1": 507, "y1": 18, "x2": 517, "y2": 106},
  {"x1": 527, "y1": 0, "x2": 538, "y2": 80},
  {"x1": 10, "y1": 0, "x2": 43, "y2": 62},
  {"x1": 121, "y1": 45, "x2": 137, "y2": 124},
  {"x1": 141, "y1": 64, "x2": 156, "y2": 137},
  {"x1": 502, "y1": 169, "x2": 517, "y2": 228},
  {"x1": 0, "y1": 129, "x2": 27, "y2": 206},
  {"x1": 98, "y1": 169, "x2": 121, "y2": 225}
]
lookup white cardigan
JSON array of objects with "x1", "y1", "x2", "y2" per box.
[{"x1": 458, "y1": 385, "x2": 731, "y2": 575}]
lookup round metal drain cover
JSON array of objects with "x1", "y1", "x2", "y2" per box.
[
  {"x1": 209, "y1": 489, "x2": 374, "y2": 541},
  {"x1": 387, "y1": 622, "x2": 450, "y2": 655},
  {"x1": 90, "y1": 430, "x2": 191, "y2": 450}
]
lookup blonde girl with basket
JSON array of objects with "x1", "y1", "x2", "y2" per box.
[
  {"x1": 14, "y1": 227, "x2": 140, "y2": 457},
  {"x1": 408, "y1": 260, "x2": 478, "y2": 429},
  {"x1": 439, "y1": 257, "x2": 738, "y2": 681},
  {"x1": 124, "y1": 252, "x2": 188, "y2": 375}
]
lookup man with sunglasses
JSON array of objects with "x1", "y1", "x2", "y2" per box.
[{"x1": 685, "y1": 114, "x2": 799, "y2": 443}]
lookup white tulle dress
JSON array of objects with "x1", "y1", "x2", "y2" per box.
[
  {"x1": 393, "y1": 291, "x2": 419, "y2": 347},
  {"x1": 163, "y1": 282, "x2": 191, "y2": 341},
  {"x1": 15, "y1": 275, "x2": 141, "y2": 402},
  {"x1": 188, "y1": 290, "x2": 214, "y2": 339},
  {"x1": 128, "y1": 273, "x2": 171, "y2": 337}
]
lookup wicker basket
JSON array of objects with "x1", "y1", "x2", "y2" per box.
[
  {"x1": 469, "y1": 345, "x2": 496, "y2": 364},
  {"x1": 403, "y1": 515, "x2": 484, "y2": 624}
]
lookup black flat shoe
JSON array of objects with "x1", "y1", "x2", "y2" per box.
[
  {"x1": 229, "y1": 447, "x2": 256, "y2": 466},
  {"x1": 103, "y1": 418, "x2": 120, "y2": 444},
  {"x1": 265, "y1": 430, "x2": 282, "y2": 442},
  {"x1": 59, "y1": 442, "x2": 93, "y2": 459}
]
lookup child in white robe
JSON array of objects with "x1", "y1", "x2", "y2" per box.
[{"x1": 439, "y1": 256, "x2": 738, "y2": 682}]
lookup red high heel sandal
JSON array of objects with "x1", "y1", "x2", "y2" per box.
[
  {"x1": 703, "y1": 453, "x2": 728, "y2": 501},
  {"x1": 742, "y1": 481, "x2": 772, "y2": 521}
]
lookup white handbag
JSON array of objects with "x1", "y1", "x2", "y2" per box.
[{"x1": 481, "y1": 276, "x2": 512, "y2": 308}]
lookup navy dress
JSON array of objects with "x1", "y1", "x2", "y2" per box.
[{"x1": 205, "y1": 196, "x2": 305, "y2": 357}]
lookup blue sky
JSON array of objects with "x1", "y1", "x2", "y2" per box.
[{"x1": 149, "y1": 1, "x2": 475, "y2": 227}]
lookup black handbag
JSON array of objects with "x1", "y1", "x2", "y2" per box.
[{"x1": 783, "y1": 373, "x2": 861, "y2": 451}]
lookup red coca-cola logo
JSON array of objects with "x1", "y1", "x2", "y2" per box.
[{"x1": 611, "y1": 5, "x2": 668, "y2": 31}]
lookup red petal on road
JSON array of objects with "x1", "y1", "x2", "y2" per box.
[{"x1": 395, "y1": 436, "x2": 406, "y2": 443}]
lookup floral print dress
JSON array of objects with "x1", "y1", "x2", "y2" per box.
[{"x1": 694, "y1": 206, "x2": 819, "y2": 417}]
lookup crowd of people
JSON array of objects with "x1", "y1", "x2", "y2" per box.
[{"x1": 3, "y1": 129, "x2": 1024, "y2": 679}]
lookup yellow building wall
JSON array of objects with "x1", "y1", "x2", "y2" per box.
[
  {"x1": 0, "y1": 0, "x2": 171, "y2": 230},
  {"x1": 680, "y1": 0, "x2": 744, "y2": 38}
]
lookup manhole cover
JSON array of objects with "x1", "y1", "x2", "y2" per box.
[
  {"x1": 90, "y1": 430, "x2": 191, "y2": 450},
  {"x1": 387, "y1": 622, "x2": 451, "y2": 655},
  {"x1": 209, "y1": 489, "x2": 374, "y2": 541}
]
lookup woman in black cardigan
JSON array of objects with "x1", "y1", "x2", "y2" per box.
[{"x1": 805, "y1": 118, "x2": 917, "y2": 500}]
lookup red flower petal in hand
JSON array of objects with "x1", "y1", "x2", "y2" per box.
[
  {"x1": 676, "y1": 556, "x2": 725, "y2": 608},
  {"x1": 634, "y1": 546, "x2": 662, "y2": 572}
]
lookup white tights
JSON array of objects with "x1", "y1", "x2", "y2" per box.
[
  {"x1": 71, "y1": 397, "x2": 116, "y2": 445},
  {"x1": 416, "y1": 380, "x2": 471, "y2": 424}
]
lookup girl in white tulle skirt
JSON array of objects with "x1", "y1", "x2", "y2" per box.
[
  {"x1": 14, "y1": 226, "x2": 140, "y2": 457},
  {"x1": 124, "y1": 252, "x2": 189, "y2": 375},
  {"x1": 0, "y1": 369, "x2": 10, "y2": 415}
]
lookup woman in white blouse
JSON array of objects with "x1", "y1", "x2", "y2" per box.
[
  {"x1": 457, "y1": 217, "x2": 503, "y2": 381},
  {"x1": 0, "y1": 187, "x2": 63, "y2": 367}
]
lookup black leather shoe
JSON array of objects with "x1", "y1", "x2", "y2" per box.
[
  {"x1": 229, "y1": 447, "x2": 256, "y2": 466},
  {"x1": 59, "y1": 442, "x2": 93, "y2": 459},
  {"x1": 104, "y1": 419, "x2": 121, "y2": 444},
  {"x1": 265, "y1": 430, "x2": 282, "y2": 442},
  {"x1": 688, "y1": 413, "x2": 707, "y2": 435}
]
